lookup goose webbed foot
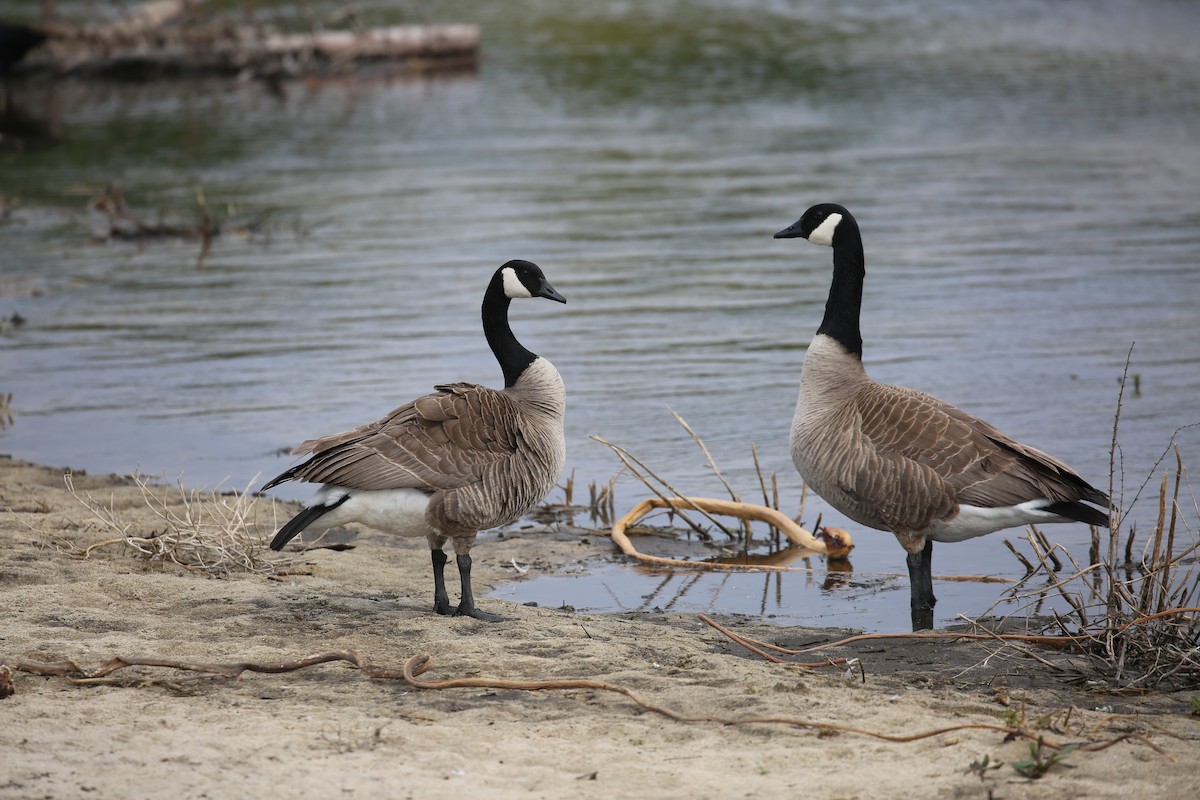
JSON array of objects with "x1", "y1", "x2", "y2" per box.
[
  {"x1": 452, "y1": 552, "x2": 509, "y2": 623},
  {"x1": 907, "y1": 540, "x2": 937, "y2": 631},
  {"x1": 454, "y1": 602, "x2": 509, "y2": 623}
]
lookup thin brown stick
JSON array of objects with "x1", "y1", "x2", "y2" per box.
[
  {"x1": 698, "y1": 615, "x2": 856, "y2": 670},
  {"x1": 699, "y1": 617, "x2": 785, "y2": 663},
  {"x1": 591, "y1": 435, "x2": 732, "y2": 537},
  {"x1": 2, "y1": 650, "x2": 1154, "y2": 754},
  {"x1": 1159, "y1": 445, "x2": 1183, "y2": 615},
  {"x1": 750, "y1": 442, "x2": 780, "y2": 541},
  {"x1": 1004, "y1": 538, "x2": 1036, "y2": 575},
  {"x1": 782, "y1": 608, "x2": 1200, "y2": 656},
  {"x1": 669, "y1": 408, "x2": 742, "y2": 508},
  {"x1": 751, "y1": 443, "x2": 770, "y2": 510}
]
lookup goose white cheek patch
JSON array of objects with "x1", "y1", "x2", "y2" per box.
[
  {"x1": 807, "y1": 212, "x2": 842, "y2": 247},
  {"x1": 502, "y1": 267, "x2": 533, "y2": 298}
]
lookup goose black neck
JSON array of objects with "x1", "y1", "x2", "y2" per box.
[
  {"x1": 482, "y1": 276, "x2": 538, "y2": 388},
  {"x1": 816, "y1": 217, "x2": 865, "y2": 359}
]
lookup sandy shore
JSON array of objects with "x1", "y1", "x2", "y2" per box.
[{"x1": 1, "y1": 455, "x2": 1196, "y2": 799}]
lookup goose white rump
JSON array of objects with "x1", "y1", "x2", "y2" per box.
[{"x1": 303, "y1": 487, "x2": 435, "y2": 539}]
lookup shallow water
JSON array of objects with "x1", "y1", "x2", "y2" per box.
[{"x1": 3, "y1": 0, "x2": 1199, "y2": 630}]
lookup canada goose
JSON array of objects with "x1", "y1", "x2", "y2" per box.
[
  {"x1": 263, "y1": 260, "x2": 567, "y2": 622},
  {"x1": 774, "y1": 203, "x2": 1111, "y2": 630}
]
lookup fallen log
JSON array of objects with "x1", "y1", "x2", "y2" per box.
[
  {"x1": 95, "y1": 0, "x2": 196, "y2": 41},
  {"x1": 31, "y1": 25, "x2": 478, "y2": 79},
  {"x1": 18, "y1": 0, "x2": 479, "y2": 80}
]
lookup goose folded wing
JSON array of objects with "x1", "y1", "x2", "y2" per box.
[
  {"x1": 839, "y1": 386, "x2": 965, "y2": 532},
  {"x1": 285, "y1": 383, "x2": 523, "y2": 492},
  {"x1": 858, "y1": 385, "x2": 1106, "y2": 513}
]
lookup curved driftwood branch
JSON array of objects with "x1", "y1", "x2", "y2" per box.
[{"x1": 610, "y1": 496, "x2": 854, "y2": 571}]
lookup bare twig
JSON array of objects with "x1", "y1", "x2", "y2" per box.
[
  {"x1": 667, "y1": 410, "x2": 748, "y2": 542},
  {"x1": 0, "y1": 650, "x2": 1160, "y2": 756},
  {"x1": 591, "y1": 435, "x2": 732, "y2": 537},
  {"x1": 64, "y1": 470, "x2": 288, "y2": 576}
]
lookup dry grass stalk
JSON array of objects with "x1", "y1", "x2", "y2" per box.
[
  {"x1": 668, "y1": 408, "x2": 751, "y2": 540},
  {"x1": 0, "y1": 391, "x2": 13, "y2": 430},
  {"x1": 991, "y1": 351, "x2": 1200, "y2": 690},
  {"x1": 64, "y1": 471, "x2": 291, "y2": 576},
  {"x1": 590, "y1": 434, "x2": 733, "y2": 539},
  {"x1": 587, "y1": 473, "x2": 619, "y2": 527},
  {"x1": 749, "y1": 442, "x2": 785, "y2": 546},
  {"x1": 593, "y1": 412, "x2": 812, "y2": 546}
]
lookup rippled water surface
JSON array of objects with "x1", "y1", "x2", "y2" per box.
[{"x1": 3, "y1": 0, "x2": 1199, "y2": 630}]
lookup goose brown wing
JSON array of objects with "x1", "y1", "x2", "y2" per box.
[
  {"x1": 845, "y1": 384, "x2": 974, "y2": 532},
  {"x1": 278, "y1": 382, "x2": 523, "y2": 492},
  {"x1": 854, "y1": 384, "x2": 1108, "y2": 528}
]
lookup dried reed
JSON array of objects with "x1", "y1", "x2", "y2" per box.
[
  {"x1": 65, "y1": 471, "x2": 292, "y2": 576},
  {"x1": 591, "y1": 411, "x2": 810, "y2": 553},
  {"x1": 990, "y1": 349, "x2": 1200, "y2": 690}
]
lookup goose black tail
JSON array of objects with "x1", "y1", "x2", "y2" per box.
[
  {"x1": 1044, "y1": 500, "x2": 1111, "y2": 529},
  {"x1": 270, "y1": 493, "x2": 351, "y2": 551}
]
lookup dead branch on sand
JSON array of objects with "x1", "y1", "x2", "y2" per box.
[{"x1": 0, "y1": 649, "x2": 1164, "y2": 758}]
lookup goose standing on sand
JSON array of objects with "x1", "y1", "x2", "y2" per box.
[
  {"x1": 263, "y1": 260, "x2": 567, "y2": 622},
  {"x1": 774, "y1": 204, "x2": 1111, "y2": 630}
]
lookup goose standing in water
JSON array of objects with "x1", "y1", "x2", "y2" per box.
[
  {"x1": 774, "y1": 204, "x2": 1111, "y2": 630},
  {"x1": 263, "y1": 260, "x2": 567, "y2": 622}
]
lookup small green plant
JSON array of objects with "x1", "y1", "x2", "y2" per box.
[
  {"x1": 998, "y1": 699, "x2": 1025, "y2": 730},
  {"x1": 1190, "y1": 696, "x2": 1200, "y2": 717},
  {"x1": 1011, "y1": 737, "x2": 1078, "y2": 780},
  {"x1": 965, "y1": 754, "x2": 1003, "y2": 780}
]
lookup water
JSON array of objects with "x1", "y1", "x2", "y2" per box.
[{"x1": 3, "y1": 0, "x2": 1199, "y2": 631}]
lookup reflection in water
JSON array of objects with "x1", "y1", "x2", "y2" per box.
[
  {"x1": 630, "y1": 540, "x2": 859, "y2": 614},
  {"x1": 495, "y1": 548, "x2": 868, "y2": 623},
  {"x1": 710, "y1": 544, "x2": 823, "y2": 570}
]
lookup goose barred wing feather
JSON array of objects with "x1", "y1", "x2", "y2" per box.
[
  {"x1": 852, "y1": 383, "x2": 1110, "y2": 531},
  {"x1": 280, "y1": 382, "x2": 526, "y2": 492}
]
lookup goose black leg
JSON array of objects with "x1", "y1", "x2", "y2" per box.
[
  {"x1": 431, "y1": 548, "x2": 453, "y2": 615},
  {"x1": 907, "y1": 539, "x2": 936, "y2": 631},
  {"x1": 454, "y1": 553, "x2": 508, "y2": 622}
]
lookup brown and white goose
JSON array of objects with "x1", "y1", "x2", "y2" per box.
[
  {"x1": 262, "y1": 260, "x2": 567, "y2": 622},
  {"x1": 774, "y1": 203, "x2": 1110, "y2": 630}
]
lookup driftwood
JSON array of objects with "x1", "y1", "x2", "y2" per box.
[
  {"x1": 21, "y1": 0, "x2": 479, "y2": 79},
  {"x1": 610, "y1": 496, "x2": 855, "y2": 570},
  {"x1": 610, "y1": 496, "x2": 1021, "y2": 589}
]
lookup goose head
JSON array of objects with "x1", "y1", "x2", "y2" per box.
[
  {"x1": 773, "y1": 203, "x2": 851, "y2": 248},
  {"x1": 499, "y1": 259, "x2": 567, "y2": 304}
]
